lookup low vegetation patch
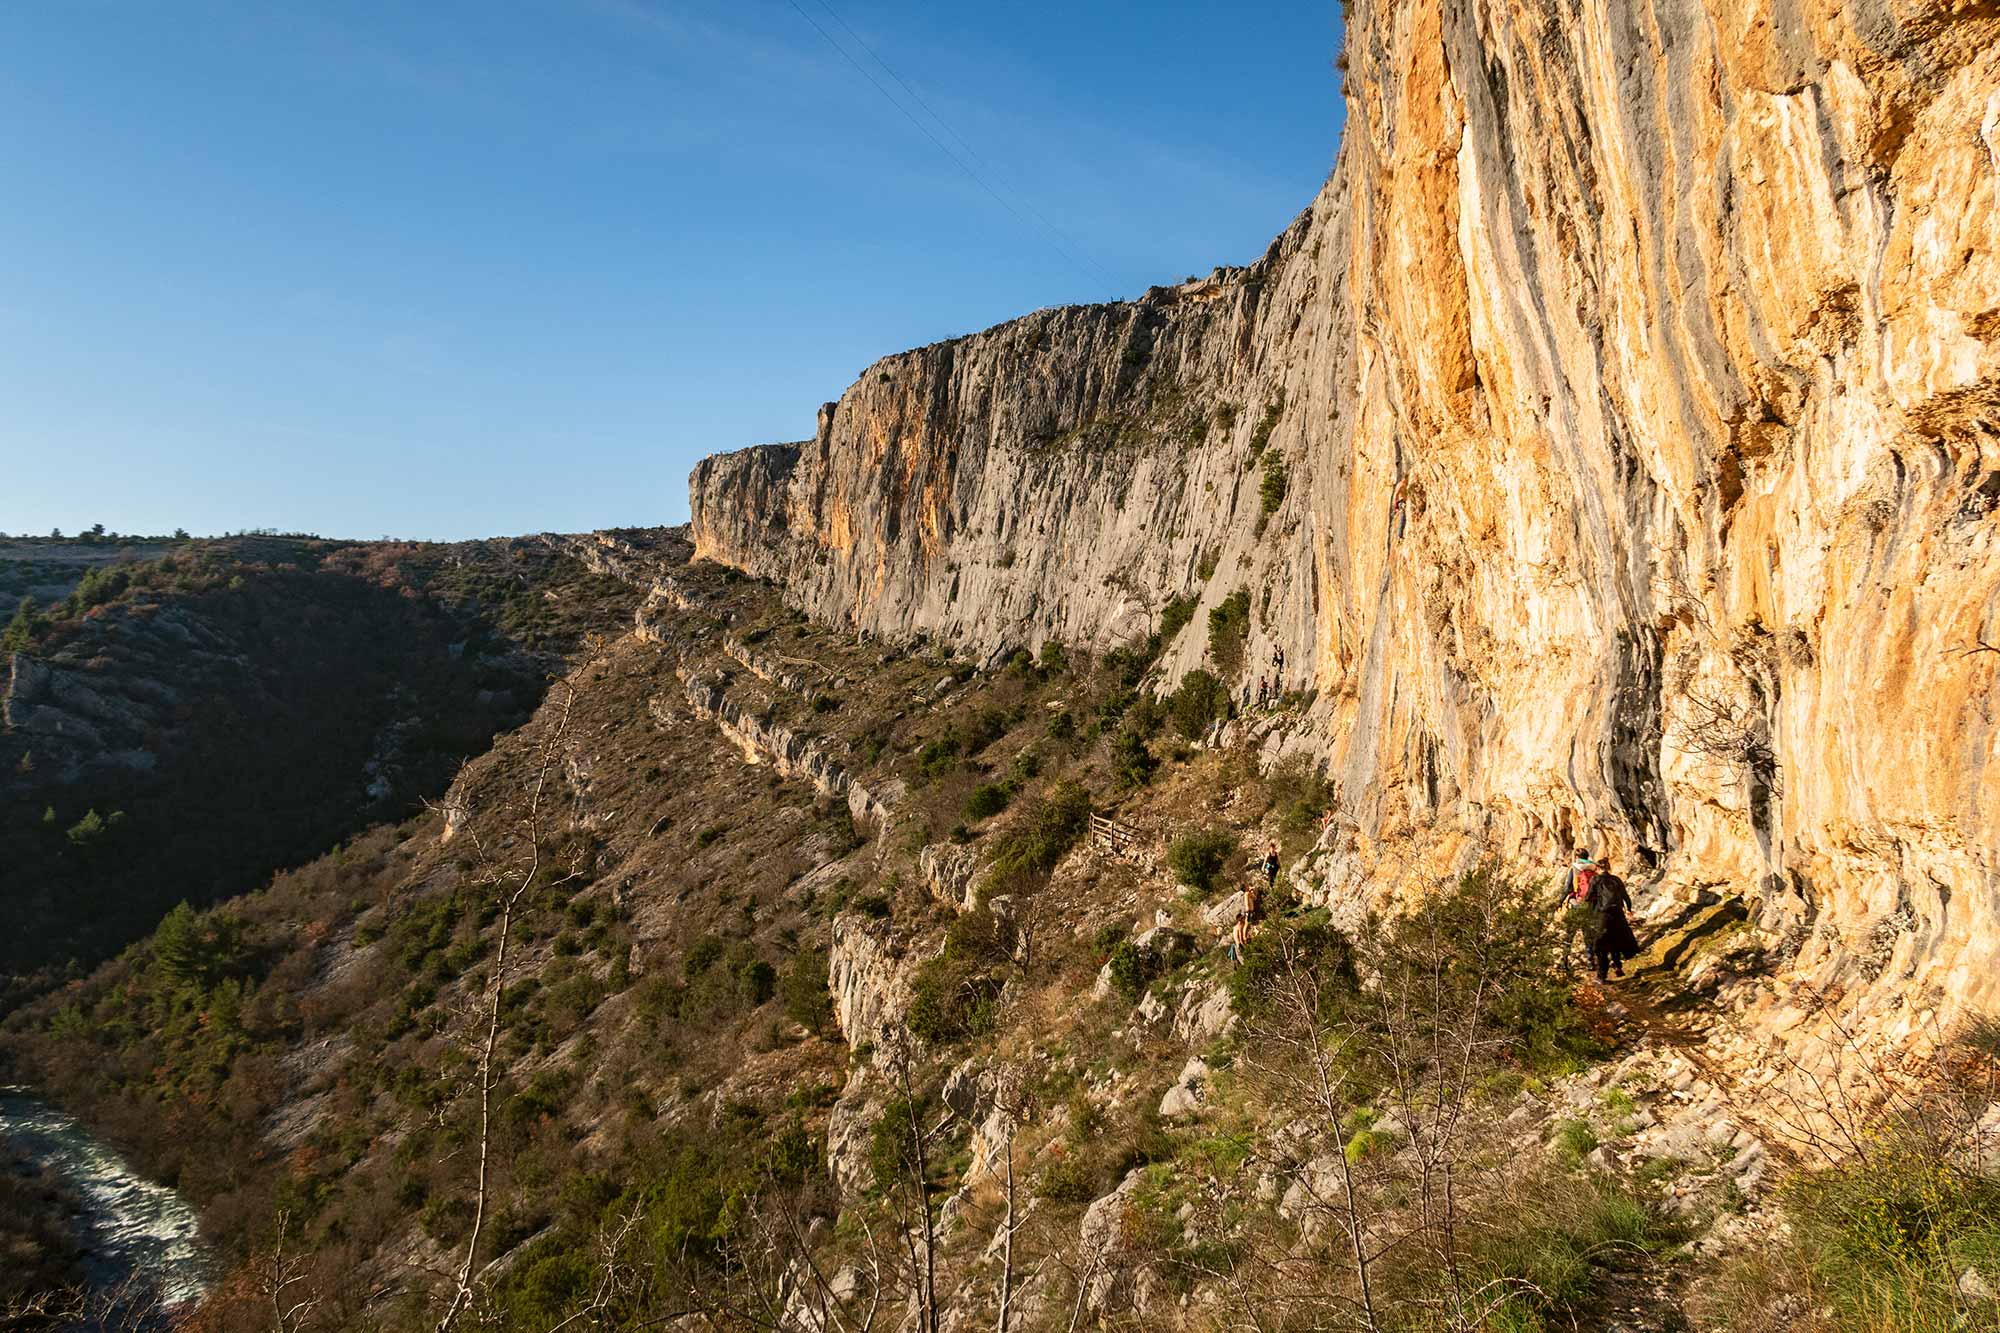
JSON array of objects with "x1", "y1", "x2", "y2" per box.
[{"x1": 1167, "y1": 826, "x2": 1239, "y2": 896}]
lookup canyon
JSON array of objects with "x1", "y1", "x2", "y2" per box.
[
  {"x1": 692, "y1": 0, "x2": 2000, "y2": 1063},
  {"x1": 3, "y1": 0, "x2": 1998, "y2": 1328}
]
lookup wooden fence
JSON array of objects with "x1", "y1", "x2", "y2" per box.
[{"x1": 1090, "y1": 813, "x2": 1139, "y2": 853}]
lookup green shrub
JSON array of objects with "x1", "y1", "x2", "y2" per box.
[
  {"x1": 64, "y1": 808, "x2": 123, "y2": 847},
  {"x1": 982, "y1": 781, "x2": 1091, "y2": 896},
  {"x1": 781, "y1": 945, "x2": 833, "y2": 1032},
  {"x1": 1158, "y1": 595, "x2": 1197, "y2": 643},
  {"x1": 1112, "y1": 728, "x2": 1157, "y2": 789},
  {"x1": 908, "y1": 901, "x2": 1015, "y2": 1044},
  {"x1": 907, "y1": 953, "x2": 1001, "y2": 1044},
  {"x1": 684, "y1": 934, "x2": 725, "y2": 979},
  {"x1": 1169, "y1": 669, "x2": 1231, "y2": 737},
  {"x1": 2, "y1": 596, "x2": 44, "y2": 653},
  {"x1": 736, "y1": 959, "x2": 776, "y2": 1006},
  {"x1": 1247, "y1": 396, "x2": 1284, "y2": 459},
  {"x1": 868, "y1": 1095, "x2": 940, "y2": 1194},
  {"x1": 917, "y1": 734, "x2": 962, "y2": 783},
  {"x1": 963, "y1": 783, "x2": 1010, "y2": 821},
  {"x1": 1229, "y1": 911, "x2": 1356, "y2": 1022},
  {"x1": 1038, "y1": 639, "x2": 1070, "y2": 675},
  {"x1": 1264, "y1": 754, "x2": 1336, "y2": 854},
  {"x1": 1260, "y1": 455, "x2": 1288, "y2": 515},
  {"x1": 1034, "y1": 1150, "x2": 1099, "y2": 1203},
  {"x1": 1107, "y1": 939, "x2": 1174, "y2": 1004},
  {"x1": 1167, "y1": 827, "x2": 1239, "y2": 896},
  {"x1": 151, "y1": 902, "x2": 249, "y2": 988},
  {"x1": 1207, "y1": 591, "x2": 1250, "y2": 675}
]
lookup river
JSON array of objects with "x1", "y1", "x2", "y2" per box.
[{"x1": 0, "y1": 1089, "x2": 214, "y2": 1320}]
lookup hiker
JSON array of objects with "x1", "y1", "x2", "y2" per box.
[
  {"x1": 1228, "y1": 911, "x2": 1249, "y2": 966},
  {"x1": 1585, "y1": 856, "x2": 1640, "y2": 982},
  {"x1": 1257, "y1": 675, "x2": 1269, "y2": 707},
  {"x1": 1262, "y1": 840, "x2": 1280, "y2": 886},
  {"x1": 1555, "y1": 849, "x2": 1597, "y2": 971},
  {"x1": 1244, "y1": 877, "x2": 1267, "y2": 929}
]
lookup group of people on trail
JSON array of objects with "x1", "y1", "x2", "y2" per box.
[
  {"x1": 1227, "y1": 840, "x2": 1282, "y2": 966},
  {"x1": 1559, "y1": 849, "x2": 1639, "y2": 982},
  {"x1": 1214, "y1": 831, "x2": 1641, "y2": 988}
]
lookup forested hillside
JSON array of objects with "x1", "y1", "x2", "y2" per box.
[{"x1": 0, "y1": 533, "x2": 641, "y2": 1000}]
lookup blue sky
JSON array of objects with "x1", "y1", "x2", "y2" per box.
[{"x1": 1, "y1": 1, "x2": 1346, "y2": 540}]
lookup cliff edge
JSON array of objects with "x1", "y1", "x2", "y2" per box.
[{"x1": 692, "y1": 0, "x2": 2000, "y2": 1048}]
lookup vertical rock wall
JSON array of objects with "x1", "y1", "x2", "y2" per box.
[{"x1": 692, "y1": 0, "x2": 2000, "y2": 1034}]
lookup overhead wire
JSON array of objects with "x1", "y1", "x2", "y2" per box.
[{"x1": 777, "y1": 0, "x2": 1115, "y2": 288}]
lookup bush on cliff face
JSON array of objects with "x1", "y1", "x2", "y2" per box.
[
  {"x1": 781, "y1": 946, "x2": 833, "y2": 1033},
  {"x1": 1208, "y1": 590, "x2": 1250, "y2": 676},
  {"x1": 1265, "y1": 753, "x2": 1337, "y2": 856},
  {"x1": 1260, "y1": 456, "x2": 1288, "y2": 514},
  {"x1": 1170, "y1": 668, "x2": 1231, "y2": 737},
  {"x1": 1159, "y1": 594, "x2": 1197, "y2": 644}
]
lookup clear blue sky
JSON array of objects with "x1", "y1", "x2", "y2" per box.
[{"x1": 1, "y1": 1, "x2": 1346, "y2": 541}]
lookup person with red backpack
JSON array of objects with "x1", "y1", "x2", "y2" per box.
[{"x1": 1555, "y1": 850, "x2": 1597, "y2": 972}]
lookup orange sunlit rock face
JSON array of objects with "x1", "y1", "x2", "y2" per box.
[{"x1": 692, "y1": 0, "x2": 2000, "y2": 1053}]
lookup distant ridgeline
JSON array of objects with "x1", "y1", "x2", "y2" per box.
[{"x1": 0, "y1": 534, "x2": 640, "y2": 1003}]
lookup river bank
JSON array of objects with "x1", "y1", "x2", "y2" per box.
[{"x1": 0, "y1": 1089, "x2": 213, "y2": 1322}]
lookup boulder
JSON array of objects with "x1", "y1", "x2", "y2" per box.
[{"x1": 1158, "y1": 1056, "x2": 1213, "y2": 1119}]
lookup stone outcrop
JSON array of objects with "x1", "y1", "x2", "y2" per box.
[
  {"x1": 3, "y1": 608, "x2": 242, "y2": 784},
  {"x1": 919, "y1": 843, "x2": 983, "y2": 911},
  {"x1": 827, "y1": 912, "x2": 928, "y2": 1050},
  {"x1": 677, "y1": 668, "x2": 892, "y2": 829},
  {"x1": 690, "y1": 0, "x2": 2000, "y2": 1044}
]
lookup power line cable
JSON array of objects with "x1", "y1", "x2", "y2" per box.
[
  {"x1": 778, "y1": 0, "x2": 1113, "y2": 288},
  {"x1": 803, "y1": 0, "x2": 1118, "y2": 286}
]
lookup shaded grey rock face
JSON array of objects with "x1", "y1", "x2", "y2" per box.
[
  {"x1": 4, "y1": 615, "x2": 221, "y2": 784},
  {"x1": 690, "y1": 0, "x2": 2000, "y2": 1044}
]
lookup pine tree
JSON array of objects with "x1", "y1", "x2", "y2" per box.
[{"x1": 2, "y1": 597, "x2": 34, "y2": 653}]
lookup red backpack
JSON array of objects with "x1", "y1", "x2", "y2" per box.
[{"x1": 1570, "y1": 864, "x2": 1598, "y2": 903}]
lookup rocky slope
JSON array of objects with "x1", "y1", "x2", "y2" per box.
[{"x1": 693, "y1": 0, "x2": 2000, "y2": 1058}]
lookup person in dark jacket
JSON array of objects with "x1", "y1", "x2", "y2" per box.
[
  {"x1": 1262, "y1": 841, "x2": 1280, "y2": 886},
  {"x1": 1585, "y1": 856, "x2": 1640, "y2": 982}
]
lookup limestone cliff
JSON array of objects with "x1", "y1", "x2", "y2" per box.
[{"x1": 692, "y1": 0, "x2": 2000, "y2": 1042}]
